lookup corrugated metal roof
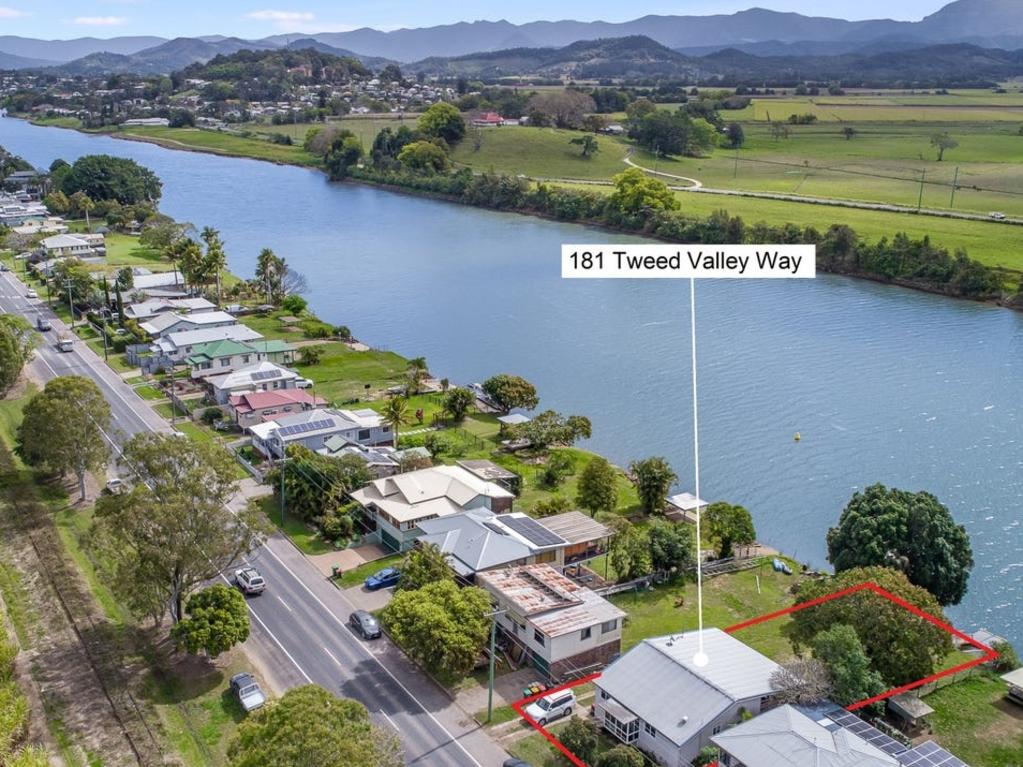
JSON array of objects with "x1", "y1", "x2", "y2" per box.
[{"x1": 540, "y1": 511, "x2": 610, "y2": 544}]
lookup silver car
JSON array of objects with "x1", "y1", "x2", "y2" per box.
[
  {"x1": 229, "y1": 672, "x2": 266, "y2": 713},
  {"x1": 234, "y1": 567, "x2": 266, "y2": 595}
]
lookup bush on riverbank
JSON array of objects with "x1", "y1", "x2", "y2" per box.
[{"x1": 347, "y1": 164, "x2": 1009, "y2": 302}]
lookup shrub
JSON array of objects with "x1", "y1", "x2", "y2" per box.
[
  {"x1": 281, "y1": 294, "x2": 307, "y2": 314},
  {"x1": 301, "y1": 320, "x2": 333, "y2": 339},
  {"x1": 319, "y1": 508, "x2": 354, "y2": 542},
  {"x1": 533, "y1": 495, "x2": 572, "y2": 517},
  {"x1": 201, "y1": 407, "x2": 224, "y2": 425},
  {"x1": 299, "y1": 346, "x2": 323, "y2": 365}
]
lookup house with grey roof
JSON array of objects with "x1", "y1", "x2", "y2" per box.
[
  {"x1": 477, "y1": 563, "x2": 626, "y2": 681},
  {"x1": 593, "y1": 628, "x2": 779, "y2": 766},
  {"x1": 250, "y1": 407, "x2": 391, "y2": 459},
  {"x1": 205, "y1": 361, "x2": 302, "y2": 404},
  {"x1": 140, "y1": 310, "x2": 238, "y2": 339},
  {"x1": 153, "y1": 325, "x2": 264, "y2": 363}
]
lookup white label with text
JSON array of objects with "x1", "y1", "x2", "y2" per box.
[{"x1": 562, "y1": 245, "x2": 816, "y2": 279}]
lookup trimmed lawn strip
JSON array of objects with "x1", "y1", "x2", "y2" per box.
[
  {"x1": 925, "y1": 674, "x2": 1023, "y2": 767},
  {"x1": 257, "y1": 494, "x2": 334, "y2": 556},
  {"x1": 334, "y1": 552, "x2": 404, "y2": 588}
]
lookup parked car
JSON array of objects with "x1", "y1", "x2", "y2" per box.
[
  {"x1": 35, "y1": 316, "x2": 51, "y2": 331},
  {"x1": 234, "y1": 566, "x2": 266, "y2": 595},
  {"x1": 25, "y1": 289, "x2": 37, "y2": 299},
  {"x1": 364, "y1": 567, "x2": 400, "y2": 591},
  {"x1": 0, "y1": 262, "x2": 9, "y2": 271},
  {"x1": 295, "y1": 377, "x2": 314, "y2": 389},
  {"x1": 229, "y1": 673, "x2": 266, "y2": 713},
  {"x1": 105, "y1": 477, "x2": 126, "y2": 495},
  {"x1": 524, "y1": 690, "x2": 576, "y2": 726},
  {"x1": 989, "y1": 211, "x2": 1007, "y2": 220},
  {"x1": 349, "y1": 609, "x2": 381, "y2": 639}
]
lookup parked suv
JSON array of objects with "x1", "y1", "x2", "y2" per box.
[
  {"x1": 234, "y1": 567, "x2": 266, "y2": 595},
  {"x1": 524, "y1": 689, "x2": 576, "y2": 726}
]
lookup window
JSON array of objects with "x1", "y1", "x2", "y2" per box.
[
  {"x1": 712, "y1": 725, "x2": 722, "y2": 735},
  {"x1": 533, "y1": 629, "x2": 545, "y2": 646},
  {"x1": 580, "y1": 627, "x2": 591, "y2": 641},
  {"x1": 358, "y1": 429, "x2": 371, "y2": 441},
  {"x1": 220, "y1": 358, "x2": 231, "y2": 367},
  {"x1": 600, "y1": 690, "x2": 609, "y2": 700},
  {"x1": 644, "y1": 722, "x2": 657, "y2": 737},
  {"x1": 601, "y1": 619, "x2": 618, "y2": 634},
  {"x1": 242, "y1": 355, "x2": 250, "y2": 363},
  {"x1": 603, "y1": 710, "x2": 639, "y2": 744}
]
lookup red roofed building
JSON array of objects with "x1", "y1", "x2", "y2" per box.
[
  {"x1": 228, "y1": 389, "x2": 326, "y2": 429},
  {"x1": 471, "y1": 111, "x2": 503, "y2": 127}
]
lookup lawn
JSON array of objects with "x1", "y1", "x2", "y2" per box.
[
  {"x1": 292, "y1": 342, "x2": 411, "y2": 404},
  {"x1": 926, "y1": 674, "x2": 1023, "y2": 767},
  {"x1": 610, "y1": 560, "x2": 804, "y2": 661},
  {"x1": 334, "y1": 552, "x2": 404, "y2": 588},
  {"x1": 256, "y1": 494, "x2": 335, "y2": 556},
  {"x1": 240, "y1": 116, "x2": 409, "y2": 148},
  {"x1": 113, "y1": 126, "x2": 319, "y2": 166}
]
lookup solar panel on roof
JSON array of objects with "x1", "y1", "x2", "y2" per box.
[
  {"x1": 501, "y1": 515, "x2": 567, "y2": 547},
  {"x1": 827, "y1": 710, "x2": 908, "y2": 757},
  {"x1": 483, "y1": 521, "x2": 509, "y2": 536},
  {"x1": 251, "y1": 369, "x2": 281, "y2": 381},
  {"x1": 278, "y1": 419, "x2": 334, "y2": 437},
  {"x1": 897, "y1": 741, "x2": 968, "y2": 767}
]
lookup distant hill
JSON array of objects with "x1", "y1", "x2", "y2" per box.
[
  {"x1": 178, "y1": 48, "x2": 370, "y2": 97},
  {"x1": 0, "y1": 35, "x2": 165, "y2": 64},
  {"x1": 0, "y1": 51, "x2": 57, "y2": 70},
  {"x1": 52, "y1": 37, "x2": 277, "y2": 75},
  {"x1": 282, "y1": 38, "x2": 396, "y2": 70}
]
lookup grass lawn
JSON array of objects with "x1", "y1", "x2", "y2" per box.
[
  {"x1": 508, "y1": 723, "x2": 622, "y2": 767},
  {"x1": 113, "y1": 126, "x2": 318, "y2": 166},
  {"x1": 292, "y1": 342, "x2": 411, "y2": 404},
  {"x1": 237, "y1": 311, "x2": 313, "y2": 342},
  {"x1": 334, "y1": 552, "x2": 404, "y2": 588},
  {"x1": 611, "y1": 560, "x2": 804, "y2": 661},
  {"x1": 926, "y1": 674, "x2": 1023, "y2": 767},
  {"x1": 256, "y1": 494, "x2": 334, "y2": 556},
  {"x1": 133, "y1": 383, "x2": 166, "y2": 401}
]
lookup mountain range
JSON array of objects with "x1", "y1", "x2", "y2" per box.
[{"x1": 0, "y1": 0, "x2": 1020, "y2": 74}]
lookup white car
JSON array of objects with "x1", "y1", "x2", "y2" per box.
[
  {"x1": 25, "y1": 289, "x2": 37, "y2": 299},
  {"x1": 234, "y1": 566, "x2": 266, "y2": 595},
  {"x1": 295, "y1": 377, "x2": 314, "y2": 389},
  {"x1": 229, "y1": 673, "x2": 266, "y2": 713},
  {"x1": 105, "y1": 477, "x2": 126, "y2": 495},
  {"x1": 989, "y1": 211, "x2": 1007, "y2": 220},
  {"x1": 524, "y1": 689, "x2": 576, "y2": 726}
]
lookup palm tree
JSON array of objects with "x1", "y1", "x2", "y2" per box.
[
  {"x1": 406, "y1": 356, "x2": 428, "y2": 395},
  {"x1": 176, "y1": 239, "x2": 203, "y2": 292},
  {"x1": 382, "y1": 396, "x2": 410, "y2": 447},
  {"x1": 201, "y1": 226, "x2": 227, "y2": 305}
]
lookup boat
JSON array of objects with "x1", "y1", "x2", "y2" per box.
[{"x1": 794, "y1": 432, "x2": 801, "y2": 441}]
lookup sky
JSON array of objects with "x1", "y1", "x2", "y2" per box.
[{"x1": 1, "y1": 0, "x2": 954, "y2": 40}]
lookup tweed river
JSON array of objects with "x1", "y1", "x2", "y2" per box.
[{"x1": 3, "y1": 116, "x2": 1021, "y2": 644}]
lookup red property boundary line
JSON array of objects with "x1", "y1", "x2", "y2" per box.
[{"x1": 509, "y1": 580, "x2": 997, "y2": 766}]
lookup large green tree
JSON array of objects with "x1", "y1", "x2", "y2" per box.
[
  {"x1": 522, "y1": 410, "x2": 591, "y2": 452},
  {"x1": 0, "y1": 315, "x2": 35, "y2": 396},
  {"x1": 826, "y1": 483, "x2": 973, "y2": 606},
  {"x1": 630, "y1": 456, "x2": 676, "y2": 515},
  {"x1": 60, "y1": 154, "x2": 162, "y2": 204},
  {"x1": 595, "y1": 745, "x2": 645, "y2": 767},
  {"x1": 200, "y1": 226, "x2": 227, "y2": 305},
  {"x1": 380, "y1": 579, "x2": 490, "y2": 679},
  {"x1": 397, "y1": 141, "x2": 450, "y2": 174},
  {"x1": 647, "y1": 519, "x2": 695, "y2": 575},
  {"x1": 791, "y1": 567, "x2": 953, "y2": 687},
  {"x1": 704, "y1": 501, "x2": 756, "y2": 558},
  {"x1": 442, "y1": 387, "x2": 475, "y2": 422},
  {"x1": 811, "y1": 623, "x2": 885, "y2": 707},
  {"x1": 609, "y1": 525, "x2": 652, "y2": 581},
  {"x1": 266, "y1": 446, "x2": 370, "y2": 522},
  {"x1": 227, "y1": 686, "x2": 402, "y2": 767},
  {"x1": 576, "y1": 456, "x2": 618, "y2": 516},
  {"x1": 18, "y1": 376, "x2": 109, "y2": 500},
  {"x1": 481, "y1": 374, "x2": 539, "y2": 412},
  {"x1": 92, "y1": 433, "x2": 268, "y2": 623},
  {"x1": 608, "y1": 168, "x2": 679, "y2": 215},
  {"x1": 558, "y1": 717, "x2": 598, "y2": 764},
  {"x1": 397, "y1": 543, "x2": 453, "y2": 592},
  {"x1": 381, "y1": 396, "x2": 409, "y2": 447},
  {"x1": 171, "y1": 584, "x2": 250, "y2": 658},
  {"x1": 417, "y1": 102, "x2": 466, "y2": 144}
]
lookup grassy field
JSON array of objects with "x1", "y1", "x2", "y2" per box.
[
  {"x1": 241, "y1": 116, "x2": 409, "y2": 148},
  {"x1": 113, "y1": 126, "x2": 318, "y2": 166},
  {"x1": 293, "y1": 342, "x2": 411, "y2": 403},
  {"x1": 926, "y1": 674, "x2": 1023, "y2": 767}
]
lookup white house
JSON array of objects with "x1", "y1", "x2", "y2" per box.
[
  {"x1": 350, "y1": 465, "x2": 515, "y2": 553},
  {"x1": 153, "y1": 325, "x2": 264, "y2": 362},
  {"x1": 250, "y1": 407, "x2": 392, "y2": 458},
  {"x1": 140, "y1": 310, "x2": 238, "y2": 339},
  {"x1": 593, "y1": 629, "x2": 780, "y2": 766},
  {"x1": 124, "y1": 297, "x2": 216, "y2": 321},
  {"x1": 128, "y1": 270, "x2": 190, "y2": 299},
  {"x1": 40, "y1": 233, "x2": 105, "y2": 258},
  {"x1": 476, "y1": 563, "x2": 626, "y2": 681},
  {"x1": 205, "y1": 361, "x2": 301, "y2": 404}
]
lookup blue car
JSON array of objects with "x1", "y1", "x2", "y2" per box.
[{"x1": 364, "y1": 567, "x2": 401, "y2": 590}]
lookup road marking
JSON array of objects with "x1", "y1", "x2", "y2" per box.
[
  {"x1": 276, "y1": 595, "x2": 292, "y2": 612},
  {"x1": 323, "y1": 646, "x2": 341, "y2": 667},
  {"x1": 260, "y1": 542, "x2": 485, "y2": 767},
  {"x1": 381, "y1": 711, "x2": 400, "y2": 731}
]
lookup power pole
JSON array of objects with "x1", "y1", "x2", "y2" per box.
[
  {"x1": 64, "y1": 279, "x2": 75, "y2": 328},
  {"x1": 276, "y1": 429, "x2": 286, "y2": 527},
  {"x1": 917, "y1": 169, "x2": 926, "y2": 212},
  {"x1": 486, "y1": 608, "x2": 508, "y2": 723},
  {"x1": 949, "y1": 166, "x2": 960, "y2": 208}
]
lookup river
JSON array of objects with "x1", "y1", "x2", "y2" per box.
[{"x1": 3, "y1": 118, "x2": 1021, "y2": 645}]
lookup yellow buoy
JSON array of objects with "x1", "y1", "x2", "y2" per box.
[{"x1": 794, "y1": 432, "x2": 801, "y2": 441}]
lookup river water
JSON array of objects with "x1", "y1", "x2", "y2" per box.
[{"x1": 3, "y1": 118, "x2": 1021, "y2": 644}]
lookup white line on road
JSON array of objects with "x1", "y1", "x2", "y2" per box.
[
  {"x1": 323, "y1": 646, "x2": 341, "y2": 667},
  {"x1": 259, "y1": 542, "x2": 484, "y2": 767},
  {"x1": 276, "y1": 595, "x2": 293, "y2": 612}
]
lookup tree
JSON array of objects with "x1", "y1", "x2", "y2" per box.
[
  {"x1": 842, "y1": 126, "x2": 857, "y2": 140},
  {"x1": 397, "y1": 141, "x2": 450, "y2": 174},
  {"x1": 559, "y1": 717, "x2": 598, "y2": 764},
  {"x1": 991, "y1": 639, "x2": 1020, "y2": 673},
  {"x1": 60, "y1": 154, "x2": 161, "y2": 205},
  {"x1": 630, "y1": 456, "x2": 676, "y2": 515},
  {"x1": 397, "y1": 543, "x2": 452, "y2": 591},
  {"x1": 201, "y1": 226, "x2": 227, "y2": 305},
  {"x1": 647, "y1": 519, "x2": 694, "y2": 575},
  {"x1": 380, "y1": 580, "x2": 490, "y2": 679},
  {"x1": 324, "y1": 134, "x2": 363, "y2": 179},
  {"x1": 405, "y1": 357, "x2": 429, "y2": 395},
  {"x1": 724, "y1": 122, "x2": 745, "y2": 148},
  {"x1": 92, "y1": 433, "x2": 268, "y2": 623},
  {"x1": 595, "y1": 745, "x2": 644, "y2": 767},
  {"x1": 0, "y1": 315, "x2": 35, "y2": 396},
  {"x1": 267, "y1": 446, "x2": 368, "y2": 521},
  {"x1": 770, "y1": 122, "x2": 790, "y2": 141},
  {"x1": 18, "y1": 376, "x2": 110, "y2": 500},
  {"x1": 790, "y1": 567, "x2": 953, "y2": 686},
  {"x1": 525, "y1": 91, "x2": 596, "y2": 129},
  {"x1": 521, "y1": 410, "x2": 591, "y2": 452},
  {"x1": 609, "y1": 525, "x2": 652, "y2": 581},
  {"x1": 50, "y1": 258, "x2": 94, "y2": 307},
  {"x1": 931, "y1": 132, "x2": 958, "y2": 161},
  {"x1": 609, "y1": 168, "x2": 679, "y2": 215},
  {"x1": 227, "y1": 685, "x2": 402, "y2": 767},
  {"x1": 577, "y1": 456, "x2": 618, "y2": 515},
  {"x1": 68, "y1": 191, "x2": 95, "y2": 229},
  {"x1": 704, "y1": 501, "x2": 756, "y2": 558},
  {"x1": 811, "y1": 624, "x2": 885, "y2": 707},
  {"x1": 43, "y1": 189, "x2": 69, "y2": 214},
  {"x1": 442, "y1": 387, "x2": 474, "y2": 422},
  {"x1": 826, "y1": 483, "x2": 973, "y2": 606},
  {"x1": 417, "y1": 102, "x2": 466, "y2": 144},
  {"x1": 769, "y1": 658, "x2": 833, "y2": 706},
  {"x1": 382, "y1": 396, "x2": 410, "y2": 447},
  {"x1": 255, "y1": 247, "x2": 283, "y2": 303},
  {"x1": 481, "y1": 374, "x2": 539, "y2": 412},
  {"x1": 569, "y1": 135, "x2": 599, "y2": 158},
  {"x1": 538, "y1": 450, "x2": 574, "y2": 488},
  {"x1": 281, "y1": 294, "x2": 307, "y2": 314},
  {"x1": 171, "y1": 584, "x2": 250, "y2": 658}
]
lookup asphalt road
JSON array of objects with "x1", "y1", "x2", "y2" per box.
[{"x1": 0, "y1": 268, "x2": 510, "y2": 767}]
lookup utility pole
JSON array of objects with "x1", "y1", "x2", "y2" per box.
[
  {"x1": 486, "y1": 608, "x2": 508, "y2": 723},
  {"x1": 734, "y1": 146, "x2": 739, "y2": 178},
  {"x1": 64, "y1": 279, "x2": 74, "y2": 328},
  {"x1": 949, "y1": 166, "x2": 960, "y2": 208},
  {"x1": 917, "y1": 169, "x2": 926, "y2": 212},
  {"x1": 275, "y1": 428, "x2": 286, "y2": 527}
]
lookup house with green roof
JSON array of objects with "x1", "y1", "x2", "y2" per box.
[{"x1": 186, "y1": 338, "x2": 296, "y2": 379}]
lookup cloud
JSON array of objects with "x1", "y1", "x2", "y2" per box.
[
  {"x1": 0, "y1": 6, "x2": 28, "y2": 18},
  {"x1": 243, "y1": 9, "x2": 354, "y2": 33},
  {"x1": 72, "y1": 15, "x2": 129, "y2": 25},
  {"x1": 245, "y1": 9, "x2": 315, "y2": 22}
]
